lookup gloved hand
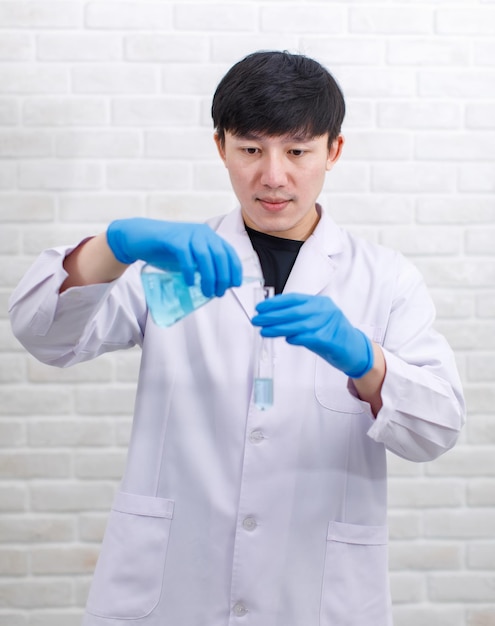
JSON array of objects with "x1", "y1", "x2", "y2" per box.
[
  {"x1": 252, "y1": 293, "x2": 374, "y2": 378},
  {"x1": 107, "y1": 218, "x2": 242, "y2": 297}
]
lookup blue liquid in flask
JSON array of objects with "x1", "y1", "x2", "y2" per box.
[
  {"x1": 141, "y1": 268, "x2": 211, "y2": 327},
  {"x1": 254, "y1": 377, "x2": 273, "y2": 411}
]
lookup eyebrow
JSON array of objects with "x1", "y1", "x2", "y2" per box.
[{"x1": 235, "y1": 132, "x2": 316, "y2": 143}]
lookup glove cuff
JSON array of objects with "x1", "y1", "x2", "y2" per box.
[
  {"x1": 345, "y1": 332, "x2": 374, "y2": 379},
  {"x1": 106, "y1": 220, "x2": 133, "y2": 265}
]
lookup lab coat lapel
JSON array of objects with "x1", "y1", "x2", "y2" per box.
[
  {"x1": 283, "y1": 209, "x2": 344, "y2": 296},
  {"x1": 214, "y1": 209, "x2": 263, "y2": 319}
]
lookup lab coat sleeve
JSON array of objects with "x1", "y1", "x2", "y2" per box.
[
  {"x1": 8, "y1": 244, "x2": 146, "y2": 367},
  {"x1": 366, "y1": 258, "x2": 466, "y2": 463}
]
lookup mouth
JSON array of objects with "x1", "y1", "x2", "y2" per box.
[{"x1": 257, "y1": 197, "x2": 292, "y2": 212}]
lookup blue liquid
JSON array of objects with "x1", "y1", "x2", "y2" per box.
[
  {"x1": 142, "y1": 270, "x2": 211, "y2": 327},
  {"x1": 254, "y1": 378, "x2": 273, "y2": 411}
]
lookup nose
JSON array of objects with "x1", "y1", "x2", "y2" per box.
[{"x1": 260, "y1": 153, "x2": 288, "y2": 188}]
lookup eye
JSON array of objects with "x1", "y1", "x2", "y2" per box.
[
  {"x1": 243, "y1": 147, "x2": 260, "y2": 155},
  {"x1": 289, "y1": 149, "x2": 306, "y2": 157}
]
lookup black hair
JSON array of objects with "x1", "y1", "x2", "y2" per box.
[{"x1": 211, "y1": 50, "x2": 345, "y2": 148}]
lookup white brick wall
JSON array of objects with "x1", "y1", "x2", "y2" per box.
[{"x1": 1, "y1": 1, "x2": 494, "y2": 624}]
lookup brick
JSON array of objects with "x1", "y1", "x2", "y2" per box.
[
  {"x1": 0, "y1": 226, "x2": 21, "y2": 255},
  {"x1": 474, "y1": 40, "x2": 495, "y2": 66},
  {"x1": 378, "y1": 101, "x2": 461, "y2": 129},
  {"x1": 0, "y1": 194, "x2": 54, "y2": 221},
  {"x1": 388, "y1": 37, "x2": 469, "y2": 65},
  {"x1": 467, "y1": 608, "x2": 495, "y2": 626},
  {"x1": 125, "y1": 34, "x2": 208, "y2": 62},
  {"x1": 379, "y1": 226, "x2": 462, "y2": 256},
  {"x1": 0, "y1": 580, "x2": 72, "y2": 608},
  {"x1": 425, "y1": 509, "x2": 495, "y2": 538},
  {"x1": 416, "y1": 132, "x2": 495, "y2": 161},
  {"x1": 59, "y1": 193, "x2": 144, "y2": 223},
  {"x1": 467, "y1": 416, "x2": 495, "y2": 445},
  {"x1": 300, "y1": 38, "x2": 384, "y2": 66},
  {"x1": 145, "y1": 128, "x2": 218, "y2": 160},
  {"x1": 0, "y1": 66, "x2": 69, "y2": 94},
  {"x1": 30, "y1": 482, "x2": 115, "y2": 512},
  {"x1": 0, "y1": 3, "x2": 81, "y2": 28},
  {"x1": 419, "y1": 70, "x2": 495, "y2": 97},
  {"x1": 430, "y1": 290, "x2": 474, "y2": 319},
  {"x1": 74, "y1": 386, "x2": 137, "y2": 415},
  {"x1": 0, "y1": 549, "x2": 28, "y2": 576},
  {"x1": 388, "y1": 479, "x2": 464, "y2": 508},
  {"x1": 436, "y1": 7, "x2": 495, "y2": 34},
  {"x1": 72, "y1": 65, "x2": 158, "y2": 94},
  {"x1": 0, "y1": 163, "x2": 16, "y2": 189},
  {"x1": 0, "y1": 98, "x2": 19, "y2": 125},
  {"x1": 114, "y1": 350, "x2": 141, "y2": 382},
  {"x1": 393, "y1": 606, "x2": 465, "y2": 626},
  {"x1": 86, "y1": 1, "x2": 172, "y2": 29},
  {"x1": 28, "y1": 418, "x2": 116, "y2": 447},
  {"x1": 212, "y1": 35, "x2": 299, "y2": 64},
  {"x1": 468, "y1": 480, "x2": 495, "y2": 506},
  {"x1": 107, "y1": 161, "x2": 191, "y2": 191},
  {"x1": 0, "y1": 451, "x2": 71, "y2": 479},
  {"x1": 388, "y1": 511, "x2": 422, "y2": 540},
  {"x1": 466, "y1": 227, "x2": 495, "y2": 255},
  {"x1": 335, "y1": 67, "x2": 416, "y2": 98},
  {"x1": 341, "y1": 100, "x2": 374, "y2": 128},
  {"x1": 37, "y1": 33, "x2": 122, "y2": 61},
  {"x1": 0, "y1": 485, "x2": 27, "y2": 512},
  {"x1": 0, "y1": 33, "x2": 32, "y2": 61},
  {"x1": 162, "y1": 63, "x2": 227, "y2": 96},
  {"x1": 0, "y1": 515, "x2": 73, "y2": 543},
  {"x1": 23, "y1": 97, "x2": 107, "y2": 126},
  {"x1": 55, "y1": 130, "x2": 141, "y2": 158},
  {"x1": 459, "y1": 164, "x2": 495, "y2": 193},
  {"x1": 390, "y1": 572, "x2": 425, "y2": 603},
  {"x1": 322, "y1": 162, "x2": 369, "y2": 193},
  {"x1": 0, "y1": 614, "x2": 27, "y2": 626},
  {"x1": 0, "y1": 131, "x2": 52, "y2": 157},
  {"x1": 372, "y1": 163, "x2": 456, "y2": 193},
  {"x1": 75, "y1": 451, "x2": 126, "y2": 479},
  {"x1": 112, "y1": 96, "x2": 198, "y2": 126},
  {"x1": 176, "y1": 3, "x2": 256, "y2": 31},
  {"x1": 0, "y1": 420, "x2": 26, "y2": 446},
  {"x1": 78, "y1": 513, "x2": 109, "y2": 542},
  {"x1": 32, "y1": 545, "x2": 100, "y2": 575},
  {"x1": 261, "y1": 5, "x2": 344, "y2": 34},
  {"x1": 115, "y1": 418, "x2": 132, "y2": 447},
  {"x1": 0, "y1": 386, "x2": 72, "y2": 416},
  {"x1": 19, "y1": 161, "x2": 103, "y2": 190},
  {"x1": 389, "y1": 542, "x2": 462, "y2": 570},
  {"x1": 413, "y1": 260, "x2": 495, "y2": 288},
  {"x1": 477, "y1": 294, "x2": 495, "y2": 318},
  {"x1": 429, "y1": 573, "x2": 495, "y2": 602},
  {"x1": 30, "y1": 612, "x2": 83, "y2": 626},
  {"x1": 466, "y1": 103, "x2": 495, "y2": 129},
  {"x1": 148, "y1": 192, "x2": 231, "y2": 220},
  {"x1": 465, "y1": 385, "x2": 495, "y2": 414},
  {"x1": 341, "y1": 131, "x2": 412, "y2": 160},
  {"x1": 350, "y1": 7, "x2": 433, "y2": 34},
  {"x1": 416, "y1": 196, "x2": 495, "y2": 224},
  {"x1": 22, "y1": 225, "x2": 95, "y2": 255},
  {"x1": 426, "y1": 446, "x2": 495, "y2": 477}
]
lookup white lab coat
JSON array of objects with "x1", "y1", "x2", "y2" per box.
[{"x1": 9, "y1": 207, "x2": 465, "y2": 626}]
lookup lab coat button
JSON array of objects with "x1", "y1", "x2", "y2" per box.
[
  {"x1": 249, "y1": 429, "x2": 264, "y2": 443},
  {"x1": 233, "y1": 602, "x2": 248, "y2": 616},
  {"x1": 242, "y1": 516, "x2": 257, "y2": 531}
]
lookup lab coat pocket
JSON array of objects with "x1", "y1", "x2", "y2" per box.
[
  {"x1": 86, "y1": 491, "x2": 174, "y2": 620},
  {"x1": 315, "y1": 324, "x2": 381, "y2": 413},
  {"x1": 320, "y1": 521, "x2": 391, "y2": 626}
]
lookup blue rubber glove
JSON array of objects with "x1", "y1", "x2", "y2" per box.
[
  {"x1": 252, "y1": 293, "x2": 374, "y2": 378},
  {"x1": 107, "y1": 218, "x2": 242, "y2": 298}
]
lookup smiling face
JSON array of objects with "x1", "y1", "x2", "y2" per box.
[{"x1": 215, "y1": 131, "x2": 344, "y2": 241}]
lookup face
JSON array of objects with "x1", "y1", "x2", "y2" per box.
[{"x1": 214, "y1": 131, "x2": 344, "y2": 240}]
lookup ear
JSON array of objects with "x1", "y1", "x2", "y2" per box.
[
  {"x1": 326, "y1": 135, "x2": 344, "y2": 171},
  {"x1": 214, "y1": 132, "x2": 227, "y2": 164}
]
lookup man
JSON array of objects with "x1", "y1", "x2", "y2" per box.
[{"x1": 9, "y1": 51, "x2": 465, "y2": 626}]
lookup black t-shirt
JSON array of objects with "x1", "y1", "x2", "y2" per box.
[{"x1": 245, "y1": 225, "x2": 304, "y2": 294}]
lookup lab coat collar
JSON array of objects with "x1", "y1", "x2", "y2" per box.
[{"x1": 214, "y1": 205, "x2": 345, "y2": 317}]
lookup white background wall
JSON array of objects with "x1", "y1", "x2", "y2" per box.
[{"x1": 1, "y1": 1, "x2": 494, "y2": 624}]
